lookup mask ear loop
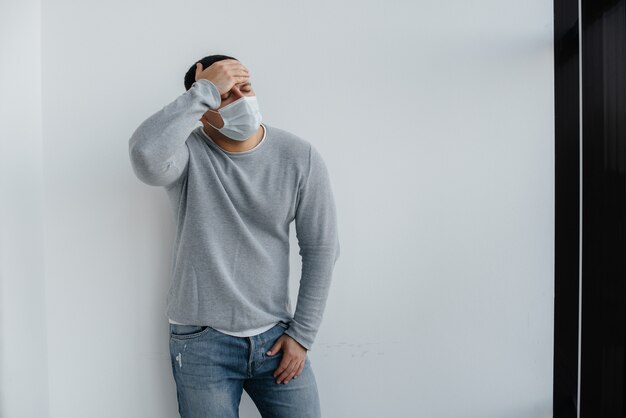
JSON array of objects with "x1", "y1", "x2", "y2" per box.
[
  {"x1": 204, "y1": 94, "x2": 248, "y2": 129},
  {"x1": 203, "y1": 111, "x2": 224, "y2": 130}
]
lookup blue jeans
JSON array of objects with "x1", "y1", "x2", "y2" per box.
[{"x1": 169, "y1": 321, "x2": 321, "y2": 417}]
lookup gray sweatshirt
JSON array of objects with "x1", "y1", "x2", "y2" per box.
[{"x1": 128, "y1": 79, "x2": 340, "y2": 351}]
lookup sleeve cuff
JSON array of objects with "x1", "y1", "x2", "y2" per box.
[
  {"x1": 283, "y1": 326, "x2": 313, "y2": 351},
  {"x1": 192, "y1": 78, "x2": 222, "y2": 109}
]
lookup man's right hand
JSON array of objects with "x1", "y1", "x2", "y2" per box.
[{"x1": 195, "y1": 59, "x2": 250, "y2": 97}]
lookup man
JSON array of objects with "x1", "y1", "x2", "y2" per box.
[{"x1": 128, "y1": 54, "x2": 340, "y2": 417}]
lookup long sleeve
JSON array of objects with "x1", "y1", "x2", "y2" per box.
[
  {"x1": 128, "y1": 78, "x2": 222, "y2": 187},
  {"x1": 283, "y1": 144, "x2": 341, "y2": 351}
]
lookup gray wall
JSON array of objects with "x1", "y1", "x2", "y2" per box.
[{"x1": 1, "y1": 0, "x2": 554, "y2": 417}]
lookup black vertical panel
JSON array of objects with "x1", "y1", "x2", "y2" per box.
[
  {"x1": 554, "y1": 0, "x2": 581, "y2": 416},
  {"x1": 580, "y1": 0, "x2": 626, "y2": 416}
]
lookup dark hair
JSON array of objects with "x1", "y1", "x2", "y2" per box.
[{"x1": 184, "y1": 54, "x2": 238, "y2": 91}]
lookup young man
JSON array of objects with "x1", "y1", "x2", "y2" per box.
[{"x1": 128, "y1": 54, "x2": 340, "y2": 417}]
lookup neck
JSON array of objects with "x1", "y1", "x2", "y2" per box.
[{"x1": 203, "y1": 123, "x2": 264, "y2": 153}]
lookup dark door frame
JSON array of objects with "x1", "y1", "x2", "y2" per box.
[{"x1": 554, "y1": 0, "x2": 626, "y2": 416}]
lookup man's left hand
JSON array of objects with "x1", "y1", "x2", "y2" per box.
[{"x1": 266, "y1": 334, "x2": 307, "y2": 384}]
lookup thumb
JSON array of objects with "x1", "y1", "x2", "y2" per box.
[
  {"x1": 195, "y1": 62, "x2": 203, "y2": 80},
  {"x1": 266, "y1": 340, "x2": 283, "y2": 356}
]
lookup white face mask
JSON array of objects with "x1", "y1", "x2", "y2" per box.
[{"x1": 207, "y1": 95, "x2": 263, "y2": 141}]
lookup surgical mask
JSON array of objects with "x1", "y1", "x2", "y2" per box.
[{"x1": 206, "y1": 95, "x2": 263, "y2": 141}]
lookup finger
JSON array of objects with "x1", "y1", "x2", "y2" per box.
[
  {"x1": 276, "y1": 360, "x2": 299, "y2": 384},
  {"x1": 279, "y1": 368, "x2": 297, "y2": 384},
  {"x1": 279, "y1": 364, "x2": 300, "y2": 384},
  {"x1": 226, "y1": 60, "x2": 249, "y2": 72},
  {"x1": 273, "y1": 357, "x2": 290, "y2": 379},
  {"x1": 266, "y1": 340, "x2": 282, "y2": 357},
  {"x1": 223, "y1": 61, "x2": 249, "y2": 76},
  {"x1": 195, "y1": 62, "x2": 203, "y2": 80},
  {"x1": 273, "y1": 353, "x2": 294, "y2": 380},
  {"x1": 293, "y1": 361, "x2": 305, "y2": 379},
  {"x1": 222, "y1": 60, "x2": 249, "y2": 73},
  {"x1": 227, "y1": 69, "x2": 249, "y2": 81},
  {"x1": 233, "y1": 63, "x2": 249, "y2": 73},
  {"x1": 235, "y1": 76, "x2": 249, "y2": 85}
]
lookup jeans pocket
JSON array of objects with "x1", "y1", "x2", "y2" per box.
[{"x1": 169, "y1": 324, "x2": 211, "y2": 340}]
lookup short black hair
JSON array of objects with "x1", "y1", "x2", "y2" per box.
[{"x1": 184, "y1": 54, "x2": 238, "y2": 91}]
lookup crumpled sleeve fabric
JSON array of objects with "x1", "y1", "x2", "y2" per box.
[{"x1": 128, "y1": 79, "x2": 221, "y2": 188}]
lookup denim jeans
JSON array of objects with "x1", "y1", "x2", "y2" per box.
[{"x1": 169, "y1": 321, "x2": 321, "y2": 417}]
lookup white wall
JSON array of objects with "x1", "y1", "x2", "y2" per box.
[
  {"x1": 2, "y1": 0, "x2": 554, "y2": 417},
  {"x1": 0, "y1": 1, "x2": 49, "y2": 418}
]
